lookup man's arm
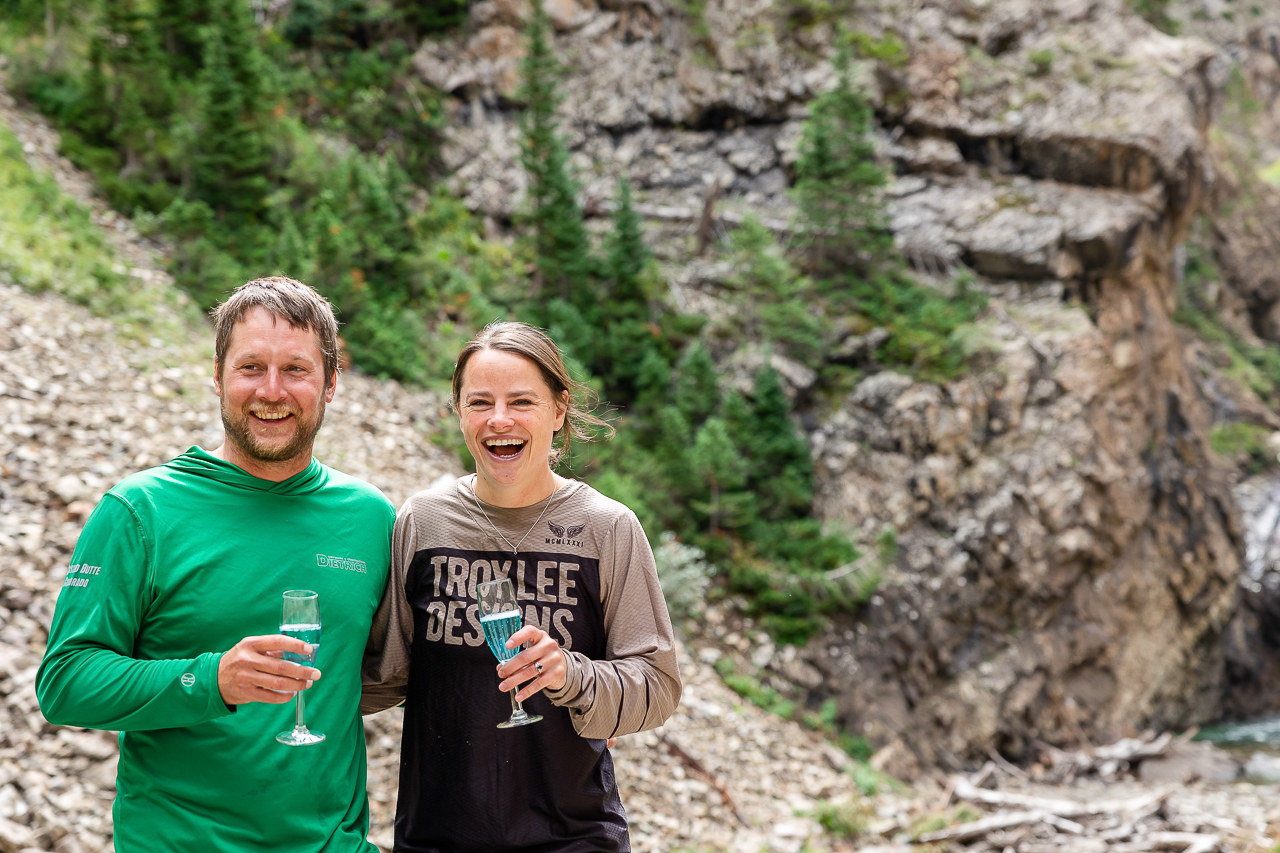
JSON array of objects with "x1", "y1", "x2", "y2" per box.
[{"x1": 36, "y1": 494, "x2": 316, "y2": 730}]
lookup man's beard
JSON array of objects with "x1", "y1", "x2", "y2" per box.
[{"x1": 220, "y1": 402, "x2": 326, "y2": 465}]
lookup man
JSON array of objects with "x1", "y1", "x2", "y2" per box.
[{"x1": 36, "y1": 277, "x2": 394, "y2": 853}]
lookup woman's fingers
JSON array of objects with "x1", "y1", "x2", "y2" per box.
[{"x1": 497, "y1": 627, "x2": 567, "y2": 698}]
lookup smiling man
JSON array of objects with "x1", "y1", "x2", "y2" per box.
[{"x1": 36, "y1": 277, "x2": 394, "y2": 853}]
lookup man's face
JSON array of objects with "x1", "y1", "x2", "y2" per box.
[{"x1": 213, "y1": 306, "x2": 335, "y2": 477}]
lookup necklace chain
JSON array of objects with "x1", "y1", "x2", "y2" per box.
[{"x1": 461, "y1": 476, "x2": 563, "y2": 554}]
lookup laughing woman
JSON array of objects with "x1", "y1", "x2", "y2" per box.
[{"x1": 361, "y1": 321, "x2": 682, "y2": 853}]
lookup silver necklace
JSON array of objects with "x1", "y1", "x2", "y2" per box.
[{"x1": 461, "y1": 476, "x2": 563, "y2": 554}]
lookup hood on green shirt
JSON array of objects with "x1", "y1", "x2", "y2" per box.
[{"x1": 169, "y1": 447, "x2": 329, "y2": 495}]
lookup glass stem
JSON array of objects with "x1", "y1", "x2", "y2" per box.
[
  {"x1": 296, "y1": 690, "x2": 307, "y2": 730},
  {"x1": 509, "y1": 690, "x2": 526, "y2": 720}
]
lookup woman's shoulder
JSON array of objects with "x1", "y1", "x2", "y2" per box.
[
  {"x1": 560, "y1": 479, "x2": 638, "y2": 526},
  {"x1": 399, "y1": 476, "x2": 466, "y2": 515}
]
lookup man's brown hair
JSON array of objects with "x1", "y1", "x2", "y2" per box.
[{"x1": 211, "y1": 277, "x2": 340, "y2": 387}]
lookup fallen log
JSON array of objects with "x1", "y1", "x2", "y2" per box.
[
  {"x1": 657, "y1": 731, "x2": 751, "y2": 828},
  {"x1": 918, "y1": 809, "x2": 1085, "y2": 843},
  {"x1": 1147, "y1": 831, "x2": 1221, "y2": 853},
  {"x1": 951, "y1": 776, "x2": 1173, "y2": 818}
]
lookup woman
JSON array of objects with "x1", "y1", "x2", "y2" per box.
[{"x1": 362, "y1": 321, "x2": 682, "y2": 853}]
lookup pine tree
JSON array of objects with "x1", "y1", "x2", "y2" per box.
[
  {"x1": 742, "y1": 366, "x2": 813, "y2": 521},
  {"x1": 81, "y1": 0, "x2": 172, "y2": 159},
  {"x1": 672, "y1": 342, "x2": 720, "y2": 426},
  {"x1": 210, "y1": 0, "x2": 271, "y2": 107},
  {"x1": 271, "y1": 210, "x2": 315, "y2": 281},
  {"x1": 691, "y1": 417, "x2": 747, "y2": 536},
  {"x1": 605, "y1": 175, "x2": 649, "y2": 311},
  {"x1": 792, "y1": 41, "x2": 890, "y2": 271},
  {"x1": 155, "y1": 0, "x2": 214, "y2": 77},
  {"x1": 191, "y1": 22, "x2": 269, "y2": 220},
  {"x1": 517, "y1": 0, "x2": 593, "y2": 307}
]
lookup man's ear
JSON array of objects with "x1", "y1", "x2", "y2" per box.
[
  {"x1": 212, "y1": 361, "x2": 223, "y2": 397},
  {"x1": 325, "y1": 369, "x2": 338, "y2": 403}
]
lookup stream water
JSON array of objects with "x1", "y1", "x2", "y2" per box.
[
  {"x1": 1193, "y1": 718, "x2": 1280, "y2": 783},
  {"x1": 1196, "y1": 717, "x2": 1280, "y2": 753}
]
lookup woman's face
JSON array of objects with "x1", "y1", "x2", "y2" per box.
[{"x1": 458, "y1": 348, "x2": 567, "y2": 505}]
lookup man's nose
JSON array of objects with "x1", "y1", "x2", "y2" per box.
[{"x1": 258, "y1": 368, "x2": 287, "y2": 400}]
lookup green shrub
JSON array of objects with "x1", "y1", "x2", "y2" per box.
[
  {"x1": 1209, "y1": 422, "x2": 1274, "y2": 474},
  {"x1": 653, "y1": 532, "x2": 714, "y2": 623},
  {"x1": 1127, "y1": 0, "x2": 1180, "y2": 34},
  {"x1": 811, "y1": 799, "x2": 869, "y2": 837},
  {"x1": 722, "y1": 672, "x2": 797, "y2": 719},
  {"x1": 1027, "y1": 48, "x2": 1054, "y2": 76}
]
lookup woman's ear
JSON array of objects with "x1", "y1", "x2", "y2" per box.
[{"x1": 555, "y1": 390, "x2": 569, "y2": 431}]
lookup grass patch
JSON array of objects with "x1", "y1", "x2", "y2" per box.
[
  {"x1": 908, "y1": 805, "x2": 982, "y2": 841},
  {"x1": 1209, "y1": 422, "x2": 1274, "y2": 474},
  {"x1": 0, "y1": 122, "x2": 197, "y2": 341},
  {"x1": 720, "y1": 668, "x2": 798, "y2": 719},
  {"x1": 1175, "y1": 232, "x2": 1280, "y2": 404},
  {"x1": 811, "y1": 799, "x2": 871, "y2": 837}
]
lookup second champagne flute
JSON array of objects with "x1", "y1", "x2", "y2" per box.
[
  {"x1": 477, "y1": 579, "x2": 542, "y2": 728},
  {"x1": 276, "y1": 589, "x2": 325, "y2": 746}
]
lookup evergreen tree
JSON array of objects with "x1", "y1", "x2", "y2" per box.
[
  {"x1": 80, "y1": 0, "x2": 172, "y2": 158},
  {"x1": 738, "y1": 366, "x2": 813, "y2": 522},
  {"x1": 155, "y1": 0, "x2": 213, "y2": 77},
  {"x1": 212, "y1": 0, "x2": 272, "y2": 107},
  {"x1": 725, "y1": 217, "x2": 824, "y2": 367},
  {"x1": 672, "y1": 342, "x2": 720, "y2": 426},
  {"x1": 517, "y1": 0, "x2": 593, "y2": 307},
  {"x1": 691, "y1": 417, "x2": 747, "y2": 536},
  {"x1": 605, "y1": 175, "x2": 649, "y2": 311},
  {"x1": 271, "y1": 210, "x2": 315, "y2": 281},
  {"x1": 191, "y1": 23, "x2": 269, "y2": 220},
  {"x1": 792, "y1": 41, "x2": 889, "y2": 271}
]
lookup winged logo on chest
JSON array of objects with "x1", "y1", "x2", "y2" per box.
[{"x1": 548, "y1": 521, "x2": 586, "y2": 542}]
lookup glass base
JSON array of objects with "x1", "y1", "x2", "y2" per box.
[
  {"x1": 497, "y1": 713, "x2": 541, "y2": 729},
  {"x1": 276, "y1": 727, "x2": 326, "y2": 746}
]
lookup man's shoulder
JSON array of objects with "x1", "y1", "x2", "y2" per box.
[
  {"x1": 315, "y1": 463, "x2": 395, "y2": 512},
  {"x1": 104, "y1": 459, "x2": 192, "y2": 503}
]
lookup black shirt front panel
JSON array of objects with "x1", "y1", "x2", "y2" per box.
[{"x1": 397, "y1": 546, "x2": 628, "y2": 853}]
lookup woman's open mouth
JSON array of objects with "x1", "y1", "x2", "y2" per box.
[{"x1": 485, "y1": 438, "x2": 525, "y2": 458}]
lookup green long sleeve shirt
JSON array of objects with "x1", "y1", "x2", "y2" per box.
[{"x1": 36, "y1": 447, "x2": 394, "y2": 853}]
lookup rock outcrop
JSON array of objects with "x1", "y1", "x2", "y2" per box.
[{"x1": 406, "y1": 0, "x2": 1280, "y2": 763}]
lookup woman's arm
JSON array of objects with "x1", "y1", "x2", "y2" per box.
[
  {"x1": 544, "y1": 511, "x2": 682, "y2": 740},
  {"x1": 360, "y1": 501, "x2": 416, "y2": 714}
]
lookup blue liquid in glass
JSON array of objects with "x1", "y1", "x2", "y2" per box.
[
  {"x1": 282, "y1": 622, "x2": 321, "y2": 665},
  {"x1": 480, "y1": 611, "x2": 521, "y2": 662}
]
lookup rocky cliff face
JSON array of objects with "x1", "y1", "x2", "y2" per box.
[{"x1": 416, "y1": 0, "x2": 1280, "y2": 765}]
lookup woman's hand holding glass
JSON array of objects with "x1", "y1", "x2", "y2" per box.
[{"x1": 496, "y1": 625, "x2": 567, "y2": 702}]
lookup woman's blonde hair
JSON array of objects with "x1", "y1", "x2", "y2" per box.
[{"x1": 451, "y1": 321, "x2": 614, "y2": 464}]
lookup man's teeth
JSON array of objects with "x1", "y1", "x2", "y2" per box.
[{"x1": 255, "y1": 412, "x2": 291, "y2": 421}]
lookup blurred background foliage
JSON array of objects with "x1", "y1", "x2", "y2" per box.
[{"x1": 0, "y1": 0, "x2": 986, "y2": 643}]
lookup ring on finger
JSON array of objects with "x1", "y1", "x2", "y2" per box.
[{"x1": 535, "y1": 661, "x2": 544, "y2": 675}]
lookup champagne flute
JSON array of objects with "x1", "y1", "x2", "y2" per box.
[
  {"x1": 477, "y1": 579, "x2": 542, "y2": 728},
  {"x1": 276, "y1": 589, "x2": 325, "y2": 746}
]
